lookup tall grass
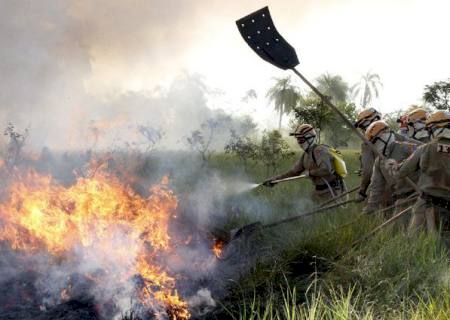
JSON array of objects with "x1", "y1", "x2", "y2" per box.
[{"x1": 198, "y1": 150, "x2": 450, "y2": 319}]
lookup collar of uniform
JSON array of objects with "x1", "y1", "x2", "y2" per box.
[
  {"x1": 385, "y1": 140, "x2": 397, "y2": 157},
  {"x1": 306, "y1": 143, "x2": 318, "y2": 154}
]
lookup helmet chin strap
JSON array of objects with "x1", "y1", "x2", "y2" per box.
[
  {"x1": 374, "y1": 131, "x2": 394, "y2": 156},
  {"x1": 414, "y1": 129, "x2": 429, "y2": 140},
  {"x1": 301, "y1": 136, "x2": 316, "y2": 152},
  {"x1": 432, "y1": 127, "x2": 450, "y2": 139},
  {"x1": 409, "y1": 122, "x2": 428, "y2": 140}
]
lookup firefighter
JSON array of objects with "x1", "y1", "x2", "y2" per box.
[
  {"x1": 396, "y1": 114, "x2": 409, "y2": 138},
  {"x1": 354, "y1": 108, "x2": 382, "y2": 202},
  {"x1": 354, "y1": 108, "x2": 419, "y2": 203},
  {"x1": 395, "y1": 111, "x2": 450, "y2": 232},
  {"x1": 362, "y1": 120, "x2": 419, "y2": 215},
  {"x1": 263, "y1": 124, "x2": 345, "y2": 202},
  {"x1": 406, "y1": 108, "x2": 431, "y2": 143}
]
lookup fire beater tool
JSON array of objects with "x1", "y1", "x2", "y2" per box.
[
  {"x1": 235, "y1": 7, "x2": 420, "y2": 194},
  {"x1": 228, "y1": 198, "x2": 357, "y2": 243}
]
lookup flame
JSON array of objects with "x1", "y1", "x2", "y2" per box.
[
  {"x1": 212, "y1": 240, "x2": 224, "y2": 259},
  {"x1": 0, "y1": 169, "x2": 190, "y2": 319}
]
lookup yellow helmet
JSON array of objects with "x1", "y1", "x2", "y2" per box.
[
  {"x1": 354, "y1": 108, "x2": 381, "y2": 129},
  {"x1": 289, "y1": 124, "x2": 316, "y2": 137},
  {"x1": 426, "y1": 111, "x2": 450, "y2": 129},
  {"x1": 407, "y1": 108, "x2": 429, "y2": 124},
  {"x1": 365, "y1": 120, "x2": 390, "y2": 142}
]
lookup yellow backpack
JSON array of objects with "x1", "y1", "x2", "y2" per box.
[
  {"x1": 328, "y1": 147, "x2": 348, "y2": 178},
  {"x1": 311, "y1": 145, "x2": 348, "y2": 178}
]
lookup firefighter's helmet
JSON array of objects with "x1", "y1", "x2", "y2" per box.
[
  {"x1": 407, "y1": 108, "x2": 429, "y2": 124},
  {"x1": 426, "y1": 111, "x2": 450, "y2": 129},
  {"x1": 290, "y1": 124, "x2": 316, "y2": 137},
  {"x1": 355, "y1": 108, "x2": 381, "y2": 129},
  {"x1": 365, "y1": 120, "x2": 390, "y2": 142}
]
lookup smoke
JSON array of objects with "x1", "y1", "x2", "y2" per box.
[{"x1": 0, "y1": 0, "x2": 259, "y2": 152}]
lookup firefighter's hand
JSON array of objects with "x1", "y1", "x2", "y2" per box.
[
  {"x1": 355, "y1": 190, "x2": 367, "y2": 203},
  {"x1": 262, "y1": 179, "x2": 277, "y2": 188},
  {"x1": 384, "y1": 159, "x2": 399, "y2": 171}
]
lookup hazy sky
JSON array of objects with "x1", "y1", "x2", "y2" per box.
[
  {"x1": 1, "y1": 0, "x2": 449, "y2": 147},
  {"x1": 82, "y1": 0, "x2": 450, "y2": 126}
]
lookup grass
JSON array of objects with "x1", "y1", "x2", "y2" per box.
[
  {"x1": 196, "y1": 149, "x2": 450, "y2": 319},
  {"x1": 13, "y1": 147, "x2": 448, "y2": 319}
]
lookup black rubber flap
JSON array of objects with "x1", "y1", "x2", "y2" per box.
[{"x1": 236, "y1": 6, "x2": 299, "y2": 70}]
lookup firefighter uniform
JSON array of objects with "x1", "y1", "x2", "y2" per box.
[
  {"x1": 359, "y1": 132, "x2": 420, "y2": 201},
  {"x1": 364, "y1": 141, "x2": 419, "y2": 214},
  {"x1": 264, "y1": 124, "x2": 345, "y2": 202},
  {"x1": 270, "y1": 144, "x2": 345, "y2": 201},
  {"x1": 397, "y1": 136, "x2": 450, "y2": 232}
]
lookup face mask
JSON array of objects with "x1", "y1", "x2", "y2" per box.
[
  {"x1": 359, "y1": 118, "x2": 376, "y2": 131},
  {"x1": 431, "y1": 127, "x2": 450, "y2": 139},
  {"x1": 297, "y1": 136, "x2": 316, "y2": 151},
  {"x1": 373, "y1": 131, "x2": 394, "y2": 156},
  {"x1": 408, "y1": 121, "x2": 429, "y2": 140}
]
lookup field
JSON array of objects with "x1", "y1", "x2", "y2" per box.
[
  {"x1": 190, "y1": 149, "x2": 450, "y2": 319},
  {"x1": 1, "y1": 148, "x2": 449, "y2": 319}
]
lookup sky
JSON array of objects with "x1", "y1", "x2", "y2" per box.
[
  {"x1": 82, "y1": 0, "x2": 450, "y2": 122},
  {"x1": 0, "y1": 0, "x2": 449, "y2": 148}
]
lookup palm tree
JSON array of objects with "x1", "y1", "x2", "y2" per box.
[
  {"x1": 351, "y1": 72, "x2": 383, "y2": 108},
  {"x1": 266, "y1": 76, "x2": 301, "y2": 130},
  {"x1": 316, "y1": 73, "x2": 349, "y2": 103}
]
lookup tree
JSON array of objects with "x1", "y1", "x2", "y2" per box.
[
  {"x1": 137, "y1": 125, "x2": 163, "y2": 153},
  {"x1": 316, "y1": 73, "x2": 349, "y2": 103},
  {"x1": 266, "y1": 76, "x2": 301, "y2": 130},
  {"x1": 3, "y1": 123, "x2": 28, "y2": 169},
  {"x1": 186, "y1": 119, "x2": 219, "y2": 166},
  {"x1": 351, "y1": 72, "x2": 383, "y2": 107},
  {"x1": 291, "y1": 94, "x2": 334, "y2": 143},
  {"x1": 241, "y1": 89, "x2": 257, "y2": 103},
  {"x1": 224, "y1": 130, "x2": 259, "y2": 170},
  {"x1": 423, "y1": 79, "x2": 450, "y2": 111},
  {"x1": 323, "y1": 102, "x2": 357, "y2": 147},
  {"x1": 258, "y1": 130, "x2": 295, "y2": 175}
]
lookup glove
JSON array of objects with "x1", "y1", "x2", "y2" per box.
[
  {"x1": 355, "y1": 190, "x2": 367, "y2": 203},
  {"x1": 262, "y1": 179, "x2": 277, "y2": 188},
  {"x1": 384, "y1": 158, "x2": 399, "y2": 171}
]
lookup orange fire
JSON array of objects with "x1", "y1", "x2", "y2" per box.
[
  {"x1": 0, "y1": 169, "x2": 190, "y2": 319},
  {"x1": 212, "y1": 240, "x2": 224, "y2": 259}
]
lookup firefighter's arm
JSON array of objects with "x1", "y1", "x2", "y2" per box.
[
  {"x1": 397, "y1": 145, "x2": 424, "y2": 179},
  {"x1": 363, "y1": 158, "x2": 384, "y2": 214},
  {"x1": 266, "y1": 155, "x2": 305, "y2": 183},
  {"x1": 394, "y1": 132, "x2": 423, "y2": 145},
  {"x1": 360, "y1": 144, "x2": 375, "y2": 196}
]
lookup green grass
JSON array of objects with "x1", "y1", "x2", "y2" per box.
[{"x1": 197, "y1": 149, "x2": 450, "y2": 320}]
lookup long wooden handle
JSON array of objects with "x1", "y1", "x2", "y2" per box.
[{"x1": 290, "y1": 68, "x2": 420, "y2": 194}]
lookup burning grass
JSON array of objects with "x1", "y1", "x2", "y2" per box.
[{"x1": 0, "y1": 168, "x2": 190, "y2": 319}]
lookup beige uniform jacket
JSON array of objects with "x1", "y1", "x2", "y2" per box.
[
  {"x1": 359, "y1": 133, "x2": 420, "y2": 195},
  {"x1": 272, "y1": 144, "x2": 337, "y2": 186},
  {"x1": 366, "y1": 141, "x2": 419, "y2": 211},
  {"x1": 397, "y1": 137, "x2": 450, "y2": 200}
]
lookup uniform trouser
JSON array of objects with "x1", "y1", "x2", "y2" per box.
[
  {"x1": 408, "y1": 198, "x2": 438, "y2": 233},
  {"x1": 312, "y1": 185, "x2": 344, "y2": 204}
]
